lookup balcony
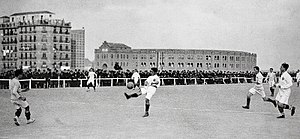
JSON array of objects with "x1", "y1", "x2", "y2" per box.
[
  {"x1": 41, "y1": 48, "x2": 48, "y2": 51},
  {"x1": 53, "y1": 30, "x2": 58, "y2": 33},
  {"x1": 19, "y1": 48, "x2": 36, "y2": 51},
  {"x1": 59, "y1": 49, "x2": 70, "y2": 51},
  {"x1": 53, "y1": 39, "x2": 58, "y2": 42},
  {"x1": 59, "y1": 57, "x2": 70, "y2": 60},
  {"x1": 0, "y1": 19, "x2": 71, "y2": 30},
  {"x1": 41, "y1": 30, "x2": 47, "y2": 33},
  {"x1": 28, "y1": 57, "x2": 37, "y2": 59},
  {"x1": 41, "y1": 57, "x2": 47, "y2": 60}
]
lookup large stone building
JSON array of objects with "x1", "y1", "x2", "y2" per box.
[
  {"x1": 95, "y1": 41, "x2": 257, "y2": 71},
  {"x1": 71, "y1": 28, "x2": 85, "y2": 69},
  {"x1": 0, "y1": 11, "x2": 71, "y2": 72}
]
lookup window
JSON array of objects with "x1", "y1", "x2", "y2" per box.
[
  {"x1": 206, "y1": 55, "x2": 211, "y2": 60},
  {"x1": 42, "y1": 35, "x2": 47, "y2": 42}
]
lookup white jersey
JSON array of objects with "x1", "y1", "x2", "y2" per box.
[
  {"x1": 275, "y1": 71, "x2": 293, "y2": 104},
  {"x1": 87, "y1": 72, "x2": 96, "y2": 85},
  {"x1": 296, "y1": 72, "x2": 300, "y2": 81},
  {"x1": 266, "y1": 72, "x2": 276, "y2": 82},
  {"x1": 266, "y1": 72, "x2": 276, "y2": 87},
  {"x1": 146, "y1": 75, "x2": 160, "y2": 88},
  {"x1": 254, "y1": 72, "x2": 264, "y2": 90},
  {"x1": 131, "y1": 72, "x2": 140, "y2": 84},
  {"x1": 10, "y1": 78, "x2": 21, "y2": 100}
]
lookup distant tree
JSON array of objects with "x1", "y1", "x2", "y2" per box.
[{"x1": 114, "y1": 62, "x2": 122, "y2": 70}]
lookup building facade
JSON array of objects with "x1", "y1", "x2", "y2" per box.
[
  {"x1": 71, "y1": 28, "x2": 85, "y2": 70},
  {"x1": 0, "y1": 11, "x2": 71, "y2": 72},
  {"x1": 95, "y1": 41, "x2": 257, "y2": 71}
]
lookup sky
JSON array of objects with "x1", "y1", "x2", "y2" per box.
[{"x1": 1, "y1": 0, "x2": 300, "y2": 70}]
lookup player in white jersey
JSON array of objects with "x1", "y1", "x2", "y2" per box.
[
  {"x1": 265, "y1": 63, "x2": 296, "y2": 118},
  {"x1": 131, "y1": 69, "x2": 141, "y2": 89},
  {"x1": 296, "y1": 69, "x2": 300, "y2": 87},
  {"x1": 86, "y1": 68, "x2": 97, "y2": 92},
  {"x1": 264, "y1": 68, "x2": 276, "y2": 96},
  {"x1": 124, "y1": 67, "x2": 160, "y2": 117},
  {"x1": 10, "y1": 69, "x2": 35, "y2": 126},
  {"x1": 242, "y1": 66, "x2": 276, "y2": 109}
]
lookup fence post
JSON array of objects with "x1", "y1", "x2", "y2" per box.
[
  {"x1": 80, "y1": 79, "x2": 82, "y2": 87},
  {"x1": 194, "y1": 78, "x2": 197, "y2": 85},
  {"x1": 63, "y1": 80, "x2": 65, "y2": 88},
  {"x1": 58, "y1": 77, "x2": 60, "y2": 88},
  {"x1": 29, "y1": 79, "x2": 32, "y2": 89},
  {"x1": 174, "y1": 78, "x2": 176, "y2": 86},
  {"x1": 111, "y1": 79, "x2": 113, "y2": 87},
  {"x1": 204, "y1": 78, "x2": 207, "y2": 85},
  {"x1": 184, "y1": 78, "x2": 187, "y2": 85}
]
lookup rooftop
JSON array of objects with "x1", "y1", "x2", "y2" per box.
[{"x1": 10, "y1": 11, "x2": 54, "y2": 16}]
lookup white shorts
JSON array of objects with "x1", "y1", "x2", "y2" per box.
[
  {"x1": 141, "y1": 86, "x2": 157, "y2": 100},
  {"x1": 275, "y1": 90, "x2": 291, "y2": 104},
  {"x1": 87, "y1": 79, "x2": 94, "y2": 86},
  {"x1": 11, "y1": 100, "x2": 29, "y2": 109},
  {"x1": 268, "y1": 81, "x2": 275, "y2": 87},
  {"x1": 297, "y1": 78, "x2": 300, "y2": 82},
  {"x1": 249, "y1": 87, "x2": 266, "y2": 98}
]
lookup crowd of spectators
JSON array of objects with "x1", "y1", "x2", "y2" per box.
[{"x1": 1, "y1": 68, "x2": 300, "y2": 80}]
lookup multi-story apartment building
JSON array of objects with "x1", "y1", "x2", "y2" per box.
[
  {"x1": 95, "y1": 41, "x2": 257, "y2": 71},
  {"x1": 0, "y1": 11, "x2": 71, "y2": 72},
  {"x1": 71, "y1": 28, "x2": 85, "y2": 70}
]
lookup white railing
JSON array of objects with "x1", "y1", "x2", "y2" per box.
[
  {"x1": 0, "y1": 77, "x2": 297, "y2": 90},
  {"x1": 0, "y1": 77, "x2": 255, "y2": 89}
]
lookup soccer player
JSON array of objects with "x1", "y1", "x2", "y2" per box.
[
  {"x1": 264, "y1": 68, "x2": 276, "y2": 96},
  {"x1": 124, "y1": 67, "x2": 160, "y2": 117},
  {"x1": 131, "y1": 69, "x2": 141, "y2": 90},
  {"x1": 242, "y1": 66, "x2": 276, "y2": 109},
  {"x1": 10, "y1": 69, "x2": 35, "y2": 126},
  {"x1": 86, "y1": 68, "x2": 97, "y2": 92},
  {"x1": 268, "y1": 63, "x2": 296, "y2": 118},
  {"x1": 296, "y1": 69, "x2": 300, "y2": 87}
]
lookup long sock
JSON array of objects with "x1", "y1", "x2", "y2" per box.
[
  {"x1": 130, "y1": 93, "x2": 139, "y2": 98},
  {"x1": 15, "y1": 108, "x2": 22, "y2": 117},
  {"x1": 25, "y1": 106, "x2": 31, "y2": 120},
  {"x1": 145, "y1": 103, "x2": 150, "y2": 112},
  {"x1": 270, "y1": 88, "x2": 274, "y2": 96},
  {"x1": 246, "y1": 97, "x2": 251, "y2": 107},
  {"x1": 278, "y1": 106, "x2": 284, "y2": 115},
  {"x1": 265, "y1": 97, "x2": 276, "y2": 104},
  {"x1": 283, "y1": 104, "x2": 290, "y2": 110}
]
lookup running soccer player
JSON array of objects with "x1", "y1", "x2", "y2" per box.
[
  {"x1": 10, "y1": 69, "x2": 35, "y2": 126},
  {"x1": 267, "y1": 63, "x2": 296, "y2": 118},
  {"x1": 242, "y1": 66, "x2": 276, "y2": 109},
  {"x1": 86, "y1": 68, "x2": 97, "y2": 92},
  {"x1": 131, "y1": 69, "x2": 141, "y2": 90},
  {"x1": 124, "y1": 67, "x2": 160, "y2": 117},
  {"x1": 264, "y1": 68, "x2": 276, "y2": 96},
  {"x1": 296, "y1": 69, "x2": 300, "y2": 87}
]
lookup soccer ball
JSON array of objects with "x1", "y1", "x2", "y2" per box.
[{"x1": 127, "y1": 82, "x2": 134, "y2": 89}]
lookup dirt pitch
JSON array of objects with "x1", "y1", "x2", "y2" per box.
[{"x1": 1, "y1": 84, "x2": 300, "y2": 138}]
